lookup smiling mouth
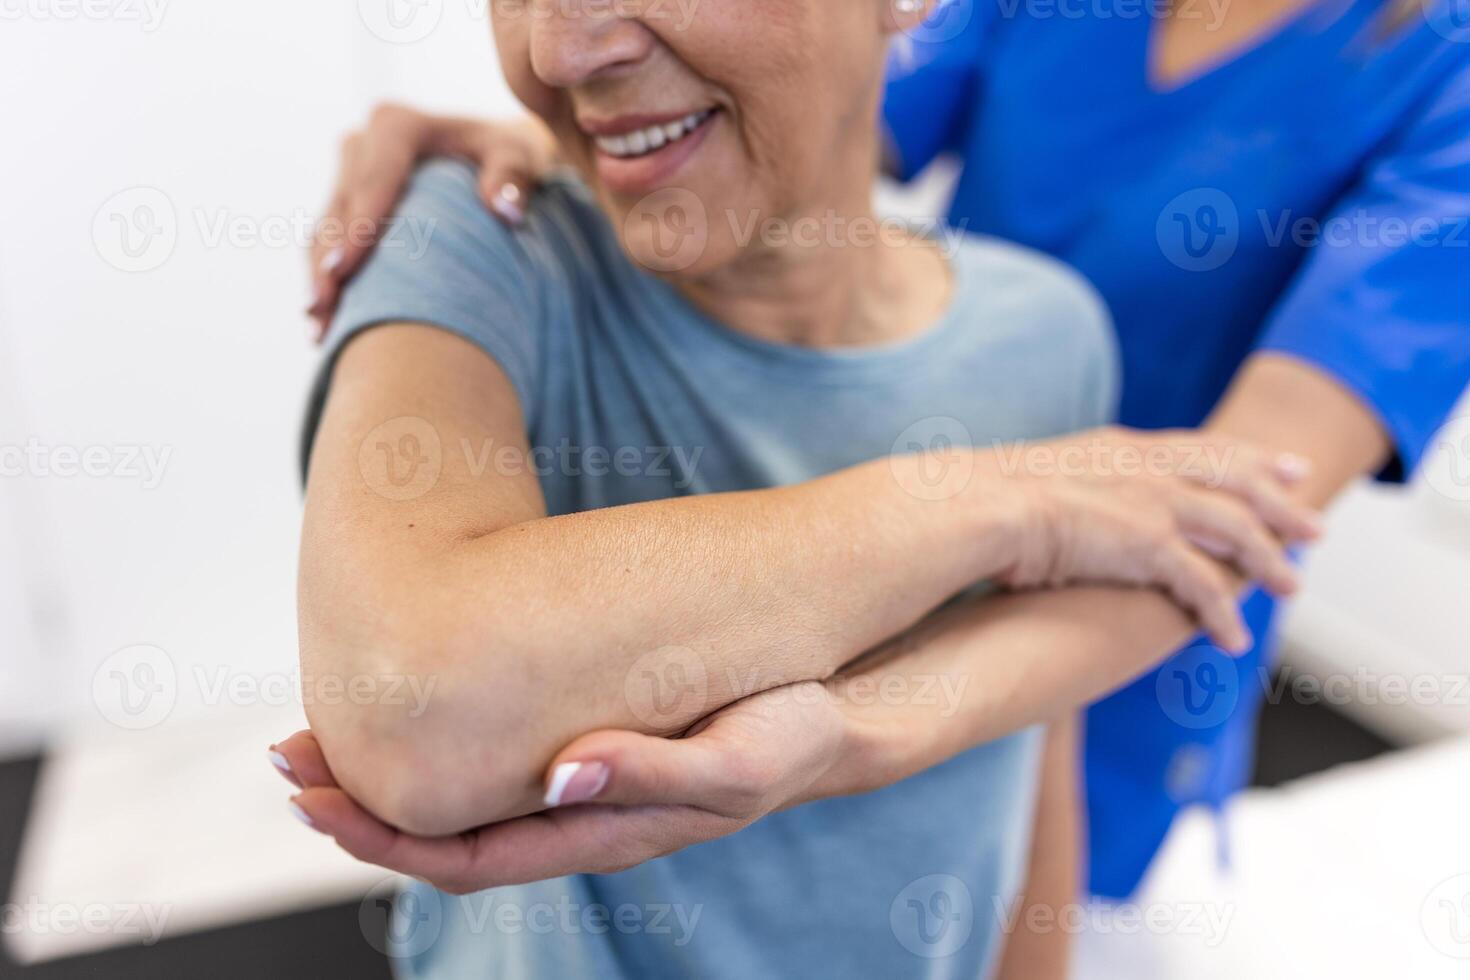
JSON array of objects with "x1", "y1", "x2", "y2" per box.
[{"x1": 591, "y1": 108, "x2": 719, "y2": 160}]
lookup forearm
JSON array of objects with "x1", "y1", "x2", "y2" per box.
[
  {"x1": 305, "y1": 471, "x2": 1018, "y2": 833},
  {"x1": 822, "y1": 584, "x2": 1204, "y2": 797},
  {"x1": 301, "y1": 329, "x2": 1026, "y2": 832},
  {"x1": 995, "y1": 716, "x2": 1080, "y2": 980},
  {"x1": 823, "y1": 351, "x2": 1391, "y2": 796},
  {"x1": 1205, "y1": 351, "x2": 1390, "y2": 506}
]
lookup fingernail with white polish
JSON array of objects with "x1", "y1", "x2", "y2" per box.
[
  {"x1": 544, "y1": 761, "x2": 609, "y2": 807},
  {"x1": 288, "y1": 799, "x2": 317, "y2": 829},
  {"x1": 491, "y1": 184, "x2": 526, "y2": 225},
  {"x1": 1273, "y1": 452, "x2": 1312, "y2": 484},
  {"x1": 320, "y1": 246, "x2": 345, "y2": 276},
  {"x1": 268, "y1": 747, "x2": 301, "y2": 788}
]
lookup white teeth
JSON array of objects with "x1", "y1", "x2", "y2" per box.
[{"x1": 594, "y1": 109, "x2": 713, "y2": 159}]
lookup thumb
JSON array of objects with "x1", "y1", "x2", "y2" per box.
[{"x1": 542, "y1": 727, "x2": 764, "y2": 818}]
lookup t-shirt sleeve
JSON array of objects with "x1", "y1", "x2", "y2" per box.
[
  {"x1": 1066, "y1": 269, "x2": 1122, "y2": 431},
  {"x1": 881, "y1": 0, "x2": 993, "y2": 182},
  {"x1": 301, "y1": 159, "x2": 549, "y2": 474},
  {"x1": 1255, "y1": 63, "x2": 1470, "y2": 480}
]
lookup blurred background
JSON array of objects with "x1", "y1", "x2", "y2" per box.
[{"x1": 1, "y1": 3, "x2": 1469, "y2": 978}]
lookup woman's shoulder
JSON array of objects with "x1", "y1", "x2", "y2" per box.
[
  {"x1": 946, "y1": 232, "x2": 1120, "y2": 425},
  {"x1": 400, "y1": 159, "x2": 624, "y2": 276},
  {"x1": 947, "y1": 233, "x2": 1112, "y2": 345}
]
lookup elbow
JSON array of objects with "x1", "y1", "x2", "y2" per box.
[{"x1": 299, "y1": 604, "x2": 541, "y2": 836}]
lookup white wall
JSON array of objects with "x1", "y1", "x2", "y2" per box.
[{"x1": 0, "y1": 2, "x2": 523, "y2": 753}]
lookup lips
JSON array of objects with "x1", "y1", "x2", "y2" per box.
[{"x1": 581, "y1": 107, "x2": 721, "y2": 196}]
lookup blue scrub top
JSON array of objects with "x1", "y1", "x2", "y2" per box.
[{"x1": 884, "y1": 0, "x2": 1470, "y2": 897}]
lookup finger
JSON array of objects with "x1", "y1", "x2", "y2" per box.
[
  {"x1": 433, "y1": 805, "x2": 717, "y2": 888},
  {"x1": 1179, "y1": 443, "x2": 1323, "y2": 542},
  {"x1": 270, "y1": 730, "x2": 340, "y2": 789},
  {"x1": 1272, "y1": 451, "x2": 1314, "y2": 485},
  {"x1": 543, "y1": 728, "x2": 766, "y2": 818},
  {"x1": 1155, "y1": 544, "x2": 1252, "y2": 654},
  {"x1": 478, "y1": 167, "x2": 534, "y2": 226},
  {"x1": 290, "y1": 786, "x2": 489, "y2": 888},
  {"x1": 296, "y1": 785, "x2": 715, "y2": 891},
  {"x1": 1177, "y1": 492, "x2": 1298, "y2": 596},
  {"x1": 307, "y1": 191, "x2": 348, "y2": 285},
  {"x1": 1234, "y1": 470, "x2": 1323, "y2": 543}
]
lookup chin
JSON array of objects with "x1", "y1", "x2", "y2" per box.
[{"x1": 609, "y1": 180, "x2": 732, "y2": 278}]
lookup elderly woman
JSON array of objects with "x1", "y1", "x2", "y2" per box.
[{"x1": 273, "y1": 0, "x2": 1316, "y2": 976}]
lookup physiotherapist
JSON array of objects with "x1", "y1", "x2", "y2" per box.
[{"x1": 302, "y1": 0, "x2": 1470, "y2": 898}]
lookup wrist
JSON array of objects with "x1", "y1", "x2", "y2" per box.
[{"x1": 959, "y1": 450, "x2": 1036, "y2": 585}]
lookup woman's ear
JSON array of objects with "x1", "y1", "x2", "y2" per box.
[{"x1": 882, "y1": 0, "x2": 935, "y2": 36}]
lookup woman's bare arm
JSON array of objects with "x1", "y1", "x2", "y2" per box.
[
  {"x1": 300, "y1": 326, "x2": 1311, "y2": 837},
  {"x1": 302, "y1": 324, "x2": 1027, "y2": 834}
]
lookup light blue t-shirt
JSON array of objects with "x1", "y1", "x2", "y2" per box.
[{"x1": 307, "y1": 159, "x2": 1118, "y2": 980}]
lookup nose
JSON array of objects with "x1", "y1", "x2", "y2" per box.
[{"x1": 528, "y1": 0, "x2": 654, "y2": 89}]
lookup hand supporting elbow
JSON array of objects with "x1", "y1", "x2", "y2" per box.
[{"x1": 300, "y1": 619, "x2": 544, "y2": 837}]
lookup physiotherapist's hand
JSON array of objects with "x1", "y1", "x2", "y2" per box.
[
  {"x1": 308, "y1": 104, "x2": 556, "y2": 338},
  {"x1": 268, "y1": 683, "x2": 856, "y2": 894},
  {"x1": 991, "y1": 427, "x2": 1322, "y2": 652}
]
